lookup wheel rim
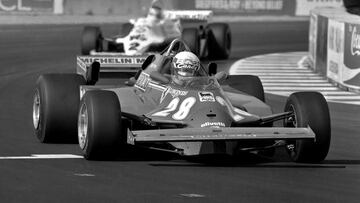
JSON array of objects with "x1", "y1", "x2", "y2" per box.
[
  {"x1": 78, "y1": 103, "x2": 89, "y2": 150},
  {"x1": 32, "y1": 90, "x2": 41, "y2": 130}
]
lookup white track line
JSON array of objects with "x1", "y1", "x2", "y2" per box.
[
  {"x1": 263, "y1": 83, "x2": 334, "y2": 87},
  {"x1": 229, "y1": 52, "x2": 360, "y2": 105},
  {"x1": 0, "y1": 154, "x2": 83, "y2": 160}
]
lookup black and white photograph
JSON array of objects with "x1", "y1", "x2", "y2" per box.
[{"x1": 0, "y1": 0, "x2": 359, "y2": 202}]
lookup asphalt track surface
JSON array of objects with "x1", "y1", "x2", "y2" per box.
[{"x1": 0, "y1": 21, "x2": 359, "y2": 202}]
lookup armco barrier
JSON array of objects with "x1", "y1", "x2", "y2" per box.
[{"x1": 310, "y1": 7, "x2": 360, "y2": 93}]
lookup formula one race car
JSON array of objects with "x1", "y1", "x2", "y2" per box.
[
  {"x1": 81, "y1": 10, "x2": 231, "y2": 60},
  {"x1": 33, "y1": 39, "x2": 330, "y2": 163}
]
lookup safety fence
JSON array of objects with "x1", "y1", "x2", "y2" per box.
[
  {"x1": 0, "y1": 0, "x2": 343, "y2": 16},
  {"x1": 310, "y1": 7, "x2": 360, "y2": 93}
]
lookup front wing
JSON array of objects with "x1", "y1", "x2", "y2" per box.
[{"x1": 127, "y1": 127, "x2": 315, "y2": 144}]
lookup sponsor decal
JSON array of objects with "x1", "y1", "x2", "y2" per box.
[
  {"x1": 160, "y1": 86, "x2": 188, "y2": 103},
  {"x1": 195, "y1": 0, "x2": 283, "y2": 11},
  {"x1": 309, "y1": 13, "x2": 317, "y2": 67},
  {"x1": 135, "y1": 72, "x2": 150, "y2": 91},
  {"x1": 165, "y1": 10, "x2": 213, "y2": 21},
  {"x1": 79, "y1": 57, "x2": 146, "y2": 65},
  {"x1": 328, "y1": 20, "x2": 343, "y2": 54},
  {"x1": 178, "y1": 133, "x2": 256, "y2": 139},
  {"x1": 0, "y1": 0, "x2": 53, "y2": 13},
  {"x1": 341, "y1": 23, "x2": 360, "y2": 87},
  {"x1": 327, "y1": 19, "x2": 344, "y2": 82},
  {"x1": 350, "y1": 26, "x2": 360, "y2": 56},
  {"x1": 198, "y1": 92, "x2": 215, "y2": 102},
  {"x1": 344, "y1": 23, "x2": 360, "y2": 69},
  {"x1": 200, "y1": 122, "x2": 225, "y2": 128},
  {"x1": 329, "y1": 61, "x2": 339, "y2": 74},
  {"x1": 174, "y1": 0, "x2": 293, "y2": 15}
]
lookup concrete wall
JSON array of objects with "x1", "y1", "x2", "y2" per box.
[{"x1": 310, "y1": 8, "x2": 360, "y2": 92}]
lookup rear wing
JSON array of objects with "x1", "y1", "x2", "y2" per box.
[
  {"x1": 127, "y1": 127, "x2": 315, "y2": 144},
  {"x1": 164, "y1": 10, "x2": 213, "y2": 22},
  {"x1": 76, "y1": 55, "x2": 146, "y2": 78}
]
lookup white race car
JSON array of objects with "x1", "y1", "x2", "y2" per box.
[{"x1": 81, "y1": 10, "x2": 231, "y2": 60}]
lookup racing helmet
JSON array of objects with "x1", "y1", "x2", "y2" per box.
[
  {"x1": 147, "y1": 1, "x2": 164, "y2": 24},
  {"x1": 172, "y1": 51, "x2": 200, "y2": 78}
]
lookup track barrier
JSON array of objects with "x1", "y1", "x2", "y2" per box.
[{"x1": 310, "y1": 7, "x2": 360, "y2": 93}]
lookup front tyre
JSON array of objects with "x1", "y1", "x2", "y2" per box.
[
  {"x1": 78, "y1": 90, "x2": 125, "y2": 160},
  {"x1": 284, "y1": 91, "x2": 331, "y2": 163},
  {"x1": 33, "y1": 74, "x2": 86, "y2": 143}
]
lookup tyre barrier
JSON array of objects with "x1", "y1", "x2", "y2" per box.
[{"x1": 310, "y1": 7, "x2": 360, "y2": 93}]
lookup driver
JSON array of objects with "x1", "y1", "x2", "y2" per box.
[
  {"x1": 146, "y1": 1, "x2": 164, "y2": 26},
  {"x1": 171, "y1": 51, "x2": 200, "y2": 86}
]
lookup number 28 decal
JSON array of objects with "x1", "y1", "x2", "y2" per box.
[{"x1": 152, "y1": 97, "x2": 196, "y2": 120}]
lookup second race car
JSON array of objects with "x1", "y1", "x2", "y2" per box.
[{"x1": 81, "y1": 5, "x2": 231, "y2": 60}]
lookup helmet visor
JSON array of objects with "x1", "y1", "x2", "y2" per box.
[{"x1": 173, "y1": 58, "x2": 199, "y2": 77}]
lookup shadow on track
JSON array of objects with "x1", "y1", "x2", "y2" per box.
[{"x1": 145, "y1": 152, "x2": 350, "y2": 169}]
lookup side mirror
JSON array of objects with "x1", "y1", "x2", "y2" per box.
[
  {"x1": 86, "y1": 61, "x2": 100, "y2": 85},
  {"x1": 208, "y1": 62, "x2": 217, "y2": 76},
  {"x1": 141, "y1": 55, "x2": 155, "y2": 70}
]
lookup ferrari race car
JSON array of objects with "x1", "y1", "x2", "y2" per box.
[
  {"x1": 33, "y1": 39, "x2": 331, "y2": 163},
  {"x1": 81, "y1": 10, "x2": 231, "y2": 60}
]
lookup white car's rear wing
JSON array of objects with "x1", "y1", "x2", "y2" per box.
[
  {"x1": 127, "y1": 127, "x2": 315, "y2": 144},
  {"x1": 164, "y1": 10, "x2": 213, "y2": 21}
]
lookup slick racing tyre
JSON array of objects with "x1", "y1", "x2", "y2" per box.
[
  {"x1": 222, "y1": 75, "x2": 265, "y2": 102},
  {"x1": 78, "y1": 90, "x2": 126, "y2": 160},
  {"x1": 284, "y1": 92, "x2": 331, "y2": 163},
  {"x1": 33, "y1": 74, "x2": 86, "y2": 143},
  {"x1": 81, "y1": 26, "x2": 103, "y2": 55},
  {"x1": 182, "y1": 28, "x2": 200, "y2": 56},
  {"x1": 120, "y1": 22, "x2": 134, "y2": 37},
  {"x1": 207, "y1": 23, "x2": 231, "y2": 60}
]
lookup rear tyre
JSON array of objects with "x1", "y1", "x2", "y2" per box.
[
  {"x1": 81, "y1": 26, "x2": 103, "y2": 55},
  {"x1": 222, "y1": 75, "x2": 265, "y2": 102},
  {"x1": 78, "y1": 91, "x2": 126, "y2": 160},
  {"x1": 284, "y1": 92, "x2": 331, "y2": 163},
  {"x1": 120, "y1": 22, "x2": 134, "y2": 37},
  {"x1": 33, "y1": 74, "x2": 86, "y2": 143},
  {"x1": 207, "y1": 23, "x2": 231, "y2": 60},
  {"x1": 182, "y1": 28, "x2": 200, "y2": 56}
]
